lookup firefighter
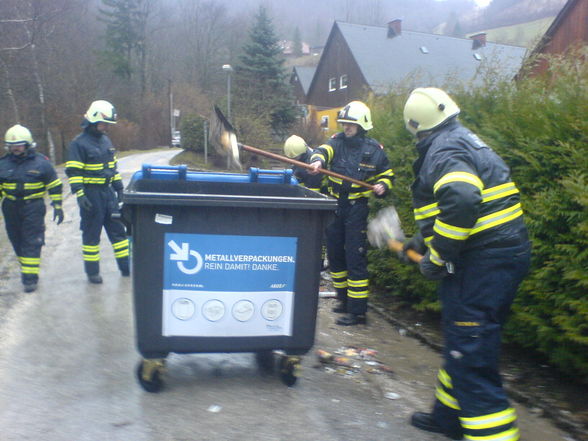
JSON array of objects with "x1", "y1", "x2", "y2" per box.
[
  {"x1": 309, "y1": 101, "x2": 394, "y2": 326},
  {"x1": 66, "y1": 100, "x2": 129, "y2": 284},
  {"x1": 284, "y1": 135, "x2": 329, "y2": 270},
  {"x1": 0, "y1": 124, "x2": 64, "y2": 292},
  {"x1": 283, "y1": 135, "x2": 325, "y2": 192},
  {"x1": 402, "y1": 87, "x2": 531, "y2": 440}
]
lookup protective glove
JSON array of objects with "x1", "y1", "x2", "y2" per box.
[
  {"x1": 419, "y1": 249, "x2": 450, "y2": 280},
  {"x1": 52, "y1": 206, "x2": 64, "y2": 225},
  {"x1": 401, "y1": 231, "x2": 427, "y2": 263},
  {"x1": 77, "y1": 195, "x2": 93, "y2": 211}
]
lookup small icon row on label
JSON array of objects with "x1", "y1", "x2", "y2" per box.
[{"x1": 171, "y1": 298, "x2": 283, "y2": 322}]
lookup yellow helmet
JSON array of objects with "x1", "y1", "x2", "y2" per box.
[
  {"x1": 283, "y1": 135, "x2": 308, "y2": 158},
  {"x1": 84, "y1": 100, "x2": 117, "y2": 124},
  {"x1": 337, "y1": 101, "x2": 373, "y2": 131},
  {"x1": 5, "y1": 124, "x2": 33, "y2": 146},
  {"x1": 403, "y1": 87, "x2": 460, "y2": 136}
]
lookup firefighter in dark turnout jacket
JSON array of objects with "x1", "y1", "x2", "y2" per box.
[
  {"x1": 402, "y1": 88, "x2": 531, "y2": 441},
  {"x1": 309, "y1": 101, "x2": 394, "y2": 326},
  {"x1": 283, "y1": 135, "x2": 325, "y2": 192},
  {"x1": 0, "y1": 124, "x2": 63, "y2": 292},
  {"x1": 66, "y1": 100, "x2": 129, "y2": 284}
]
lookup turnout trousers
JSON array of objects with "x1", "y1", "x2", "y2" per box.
[
  {"x1": 431, "y1": 241, "x2": 531, "y2": 440},
  {"x1": 80, "y1": 185, "x2": 129, "y2": 276},
  {"x1": 2, "y1": 198, "x2": 46, "y2": 285},
  {"x1": 326, "y1": 197, "x2": 369, "y2": 315}
]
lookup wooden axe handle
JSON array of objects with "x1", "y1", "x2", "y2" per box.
[
  {"x1": 386, "y1": 238, "x2": 423, "y2": 263},
  {"x1": 240, "y1": 144, "x2": 375, "y2": 190}
]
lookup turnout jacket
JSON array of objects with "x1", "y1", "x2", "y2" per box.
[
  {"x1": 0, "y1": 150, "x2": 62, "y2": 206},
  {"x1": 65, "y1": 129, "x2": 123, "y2": 197},
  {"x1": 310, "y1": 132, "x2": 394, "y2": 199},
  {"x1": 412, "y1": 120, "x2": 526, "y2": 265}
]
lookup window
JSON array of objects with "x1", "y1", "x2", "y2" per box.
[
  {"x1": 320, "y1": 115, "x2": 329, "y2": 128},
  {"x1": 340, "y1": 74, "x2": 348, "y2": 89},
  {"x1": 329, "y1": 77, "x2": 337, "y2": 91}
]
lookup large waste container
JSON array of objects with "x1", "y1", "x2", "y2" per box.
[{"x1": 122, "y1": 165, "x2": 337, "y2": 392}]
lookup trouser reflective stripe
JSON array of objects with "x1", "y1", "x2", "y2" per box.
[
  {"x1": 112, "y1": 239, "x2": 129, "y2": 258},
  {"x1": 347, "y1": 278, "x2": 368, "y2": 299},
  {"x1": 19, "y1": 256, "x2": 41, "y2": 274},
  {"x1": 326, "y1": 199, "x2": 369, "y2": 314},
  {"x1": 462, "y1": 408, "x2": 519, "y2": 440},
  {"x1": 2, "y1": 198, "x2": 45, "y2": 284},
  {"x1": 464, "y1": 427, "x2": 520, "y2": 440},
  {"x1": 83, "y1": 244, "x2": 100, "y2": 261}
]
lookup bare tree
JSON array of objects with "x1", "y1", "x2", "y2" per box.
[{"x1": 0, "y1": 0, "x2": 77, "y2": 162}]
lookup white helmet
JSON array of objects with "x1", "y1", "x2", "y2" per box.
[
  {"x1": 5, "y1": 124, "x2": 34, "y2": 147},
  {"x1": 84, "y1": 100, "x2": 117, "y2": 124},
  {"x1": 403, "y1": 87, "x2": 460, "y2": 136},
  {"x1": 337, "y1": 101, "x2": 373, "y2": 131},
  {"x1": 283, "y1": 135, "x2": 308, "y2": 158}
]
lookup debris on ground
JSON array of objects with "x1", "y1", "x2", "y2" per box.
[{"x1": 315, "y1": 346, "x2": 395, "y2": 376}]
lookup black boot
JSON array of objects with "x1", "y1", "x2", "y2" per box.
[
  {"x1": 22, "y1": 275, "x2": 38, "y2": 293},
  {"x1": 23, "y1": 282, "x2": 37, "y2": 293},
  {"x1": 335, "y1": 313, "x2": 367, "y2": 326},
  {"x1": 410, "y1": 412, "x2": 463, "y2": 440},
  {"x1": 88, "y1": 273, "x2": 103, "y2": 284}
]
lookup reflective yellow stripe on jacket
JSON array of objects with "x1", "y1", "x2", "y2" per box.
[{"x1": 415, "y1": 181, "x2": 522, "y2": 240}]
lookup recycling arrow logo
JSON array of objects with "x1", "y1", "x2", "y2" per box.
[{"x1": 168, "y1": 240, "x2": 203, "y2": 275}]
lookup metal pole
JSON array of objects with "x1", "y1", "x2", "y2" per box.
[
  {"x1": 227, "y1": 71, "x2": 231, "y2": 121},
  {"x1": 226, "y1": 72, "x2": 231, "y2": 169},
  {"x1": 204, "y1": 119, "x2": 208, "y2": 165},
  {"x1": 168, "y1": 79, "x2": 173, "y2": 143}
]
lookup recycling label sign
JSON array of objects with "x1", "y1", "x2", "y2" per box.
[{"x1": 162, "y1": 232, "x2": 297, "y2": 337}]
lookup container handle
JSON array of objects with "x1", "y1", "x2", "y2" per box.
[
  {"x1": 141, "y1": 164, "x2": 188, "y2": 180},
  {"x1": 249, "y1": 167, "x2": 293, "y2": 184}
]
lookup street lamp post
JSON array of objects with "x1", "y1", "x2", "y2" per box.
[
  {"x1": 222, "y1": 64, "x2": 234, "y2": 169},
  {"x1": 222, "y1": 64, "x2": 233, "y2": 121}
]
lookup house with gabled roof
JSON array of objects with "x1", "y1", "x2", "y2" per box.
[
  {"x1": 524, "y1": 0, "x2": 588, "y2": 76},
  {"x1": 290, "y1": 66, "x2": 316, "y2": 105},
  {"x1": 305, "y1": 20, "x2": 528, "y2": 132}
]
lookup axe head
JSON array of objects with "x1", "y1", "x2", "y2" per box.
[
  {"x1": 212, "y1": 105, "x2": 242, "y2": 170},
  {"x1": 367, "y1": 206, "x2": 406, "y2": 248}
]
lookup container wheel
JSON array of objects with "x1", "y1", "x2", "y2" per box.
[
  {"x1": 279, "y1": 355, "x2": 301, "y2": 387},
  {"x1": 255, "y1": 350, "x2": 275, "y2": 373},
  {"x1": 136, "y1": 358, "x2": 166, "y2": 393}
]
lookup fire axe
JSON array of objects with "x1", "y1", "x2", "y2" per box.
[
  {"x1": 367, "y1": 206, "x2": 423, "y2": 264},
  {"x1": 210, "y1": 106, "x2": 421, "y2": 263},
  {"x1": 211, "y1": 106, "x2": 375, "y2": 190}
]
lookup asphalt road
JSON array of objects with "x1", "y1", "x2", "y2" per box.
[{"x1": 0, "y1": 149, "x2": 574, "y2": 441}]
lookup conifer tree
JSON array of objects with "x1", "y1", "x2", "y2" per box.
[
  {"x1": 234, "y1": 6, "x2": 297, "y2": 141},
  {"x1": 98, "y1": 0, "x2": 150, "y2": 94}
]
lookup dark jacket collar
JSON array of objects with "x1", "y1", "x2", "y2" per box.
[{"x1": 9, "y1": 149, "x2": 36, "y2": 163}]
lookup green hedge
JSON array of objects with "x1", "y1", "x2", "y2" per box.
[
  {"x1": 179, "y1": 114, "x2": 207, "y2": 153},
  {"x1": 367, "y1": 49, "x2": 588, "y2": 381}
]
